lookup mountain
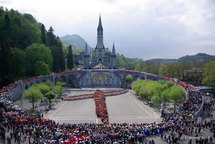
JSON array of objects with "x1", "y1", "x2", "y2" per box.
[
  {"x1": 146, "y1": 53, "x2": 214, "y2": 64},
  {"x1": 145, "y1": 58, "x2": 177, "y2": 64},
  {"x1": 178, "y1": 53, "x2": 214, "y2": 62},
  {"x1": 60, "y1": 34, "x2": 90, "y2": 50}
]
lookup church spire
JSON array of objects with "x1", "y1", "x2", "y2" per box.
[
  {"x1": 96, "y1": 14, "x2": 104, "y2": 49},
  {"x1": 112, "y1": 43, "x2": 116, "y2": 55},
  {"x1": 99, "y1": 14, "x2": 102, "y2": 27},
  {"x1": 97, "y1": 15, "x2": 103, "y2": 35}
]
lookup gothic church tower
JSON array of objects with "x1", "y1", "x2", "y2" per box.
[{"x1": 92, "y1": 15, "x2": 108, "y2": 66}]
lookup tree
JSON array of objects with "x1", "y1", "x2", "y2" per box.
[
  {"x1": 0, "y1": 42, "x2": 12, "y2": 86},
  {"x1": 25, "y1": 43, "x2": 52, "y2": 75},
  {"x1": 45, "y1": 90, "x2": 55, "y2": 108},
  {"x1": 0, "y1": 14, "x2": 13, "y2": 86},
  {"x1": 46, "y1": 27, "x2": 60, "y2": 72},
  {"x1": 202, "y1": 60, "x2": 215, "y2": 87},
  {"x1": 67, "y1": 45, "x2": 74, "y2": 70},
  {"x1": 131, "y1": 80, "x2": 143, "y2": 95},
  {"x1": 56, "y1": 37, "x2": 65, "y2": 71},
  {"x1": 31, "y1": 83, "x2": 40, "y2": 88},
  {"x1": 135, "y1": 61, "x2": 159, "y2": 74},
  {"x1": 161, "y1": 88, "x2": 170, "y2": 108},
  {"x1": 150, "y1": 82, "x2": 163, "y2": 105},
  {"x1": 131, "y1": 79, "x2": 182, "y2": 108},
  {"x1": 11, "y1": 48, "x2": 26, "y2": 77},
  {"x1": 164, "y1": 80, "x2": 175, "y2": 88},
  {"x1": 41, "y1": 24, "x2": 47, "y2": 45},
  {"x1": 145, "y1": 81, "x2": 159, "y2": 103},
  {"x1": 54, "y1": 85, "x2": 63, "y2": 98},
  {"x1": 46, "y1": 26, "x2": 55, "y2": 46},
  {"x1": 44, "y1": 80, "x2": 53, "y2": 88},
  {"x1": 51, "y1": 45, "x2": 60, "y2": 72},
  {"x1": 151, "y1": 95, "x2": 160, "y2": 105},
  {"x1": 38, "y1": 83, "x2": 51, "y2": 103},
  {"x1": 22, "y1": 87, "x2": 42, "y2": 110},
  {"x1": 38, "y1": 83, "x2": 51, "y2": 96},
  {"x1": 125, "y1": 74, "x2": 133, "y2": 83},
  {"x1": 169, "y1": 85, "x2": 186, "y2": 108},
  {"x1": 35, "y1": 61, "x2": 50, "y2": 76},
  {"x1": 0, "y1": 12, "x2": 41, "y2": 50},
  {"x1": 56, "y1": 81, "x2": 66, "y2": 87}
]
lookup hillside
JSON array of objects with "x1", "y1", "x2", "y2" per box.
[
  {"x1": 60, "y1": 34, "x2": 91, "y2": 50},
  {"x1": 178, "y1": 53, "x2": 214, "y2": 62},
  {"x1": 145, "y1": 58, "x2": 177, "y2": 64},
  {"x1": 117, "y1": 54, "x2": 142, "y2": 70},
  {"x1": 62, "y1": 42, "x2": 84, "y2": 55},
  {"x1": 146, "y1": 53, "x2": 214, "y2": 64}
]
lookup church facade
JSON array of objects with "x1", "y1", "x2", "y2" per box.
[{"x1": 83, "y1": 16, "x2": 117, "y2": 69}]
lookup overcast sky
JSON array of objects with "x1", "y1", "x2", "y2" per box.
[{"x1": 1, "y1": 0, "x2": 215, "y2": 60}]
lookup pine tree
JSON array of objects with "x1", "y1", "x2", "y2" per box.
[
  {"x1": 2, "y1": 14, "x2": 11, "y2": 43},
  {"x1": 57, "y1": 38, "x2": 65, "y2": 71},
  {"x1": 46, "y1": 26, "x2": 55, "y2": 46},
  {"x1": 46, "y1": 27, "x2": 60, "y2": 72},
  {"x1": 67, "y1": 45, "x2": 74, "y2": 70},
  {"x1": 41, "y1": 24, "x2": 47, "y2": 45},
  {"x1": 51, "y1": 44, "x2": 60, "y2": 72},
  {"x1": 0, "y1": 42, "x2": 12, "y2": 86}
]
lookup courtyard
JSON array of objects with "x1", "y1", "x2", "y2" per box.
[{"x1": 45, "y1": 88, "x2": 161, "y2": 124}]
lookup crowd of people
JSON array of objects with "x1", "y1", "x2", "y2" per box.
[
  {"x1": 93, "y1": 90, "x2": 109, "y2": 125},
  {"x1": 0, "y1": 74, "x2": 214, "y2": 143},
  {"x1": 63, "y1": 89, "x2": 128, "y2": 101}
]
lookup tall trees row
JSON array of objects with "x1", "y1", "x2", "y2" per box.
[
  {"x1": 135, "y1": 61, "x2": 204, "y2": 78},
  {"x1": 202, "y1": 60, "x2": 215, "y2": 87},
  {"x1": 135, "y1": 60, "x2": 215, "y2": 87},
  {"x1": 131, "y1": 80, "x2": 186, "y2": 108}
]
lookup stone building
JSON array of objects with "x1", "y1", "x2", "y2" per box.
[{"x1": 84, "y1": 15, "x2": 117, "y2": 69}]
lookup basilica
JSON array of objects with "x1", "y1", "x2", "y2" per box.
[{"x1": 83, "y1": 16, "x2": 117, "y2": 69}]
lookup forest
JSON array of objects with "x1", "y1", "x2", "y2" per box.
[{"x1": 0, "y1": 7, "x2": 74, "y2": 87}]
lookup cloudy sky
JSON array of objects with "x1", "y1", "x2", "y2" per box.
[{"x1": 1, "y1": 0, "x2": 215, "y2": 60}]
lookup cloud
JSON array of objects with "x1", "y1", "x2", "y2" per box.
[{"x1": 1, "y1": 0, "x2": 215, "y2": 59}]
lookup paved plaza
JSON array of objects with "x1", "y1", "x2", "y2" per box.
[
  {"x1": 107, "y1": 92, "x2": 161, "y2": 123},
  {"x1": 46, "y1": 88, "x2": 161, "y2": 124},
  {"x1": 48, "y1": 99, "x2": 100, "y2": 124}
]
